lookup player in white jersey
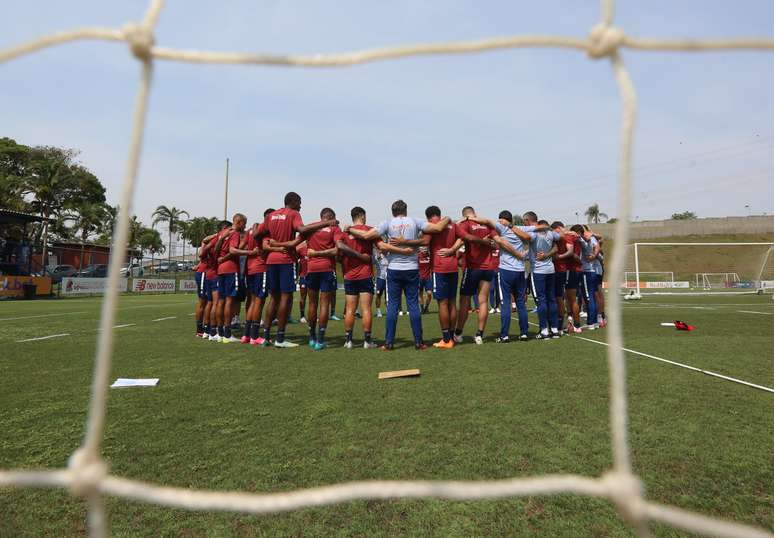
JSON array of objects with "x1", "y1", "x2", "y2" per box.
[{"x1": 374, "y1": 247, "x2": 389, "y2": 317}]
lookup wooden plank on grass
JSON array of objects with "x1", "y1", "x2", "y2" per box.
[{"x1": 378, "y1": 369, "x2": 420, "y2": 380}]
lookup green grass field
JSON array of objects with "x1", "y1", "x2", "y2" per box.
[{"x1": 1, "y1": 291, "x2": 772, "y2": 537}]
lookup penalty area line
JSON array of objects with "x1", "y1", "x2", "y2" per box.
[
  {"x1": 16, "y1": 333, "x2": 70, "y2": 343},
  {"x1": 574, "y1": 336, "x2": 774, "y2": 394}
]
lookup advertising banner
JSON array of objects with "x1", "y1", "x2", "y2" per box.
[
  {"x1": 131, "y1": 278, "x2": 176, "y2": 293},
  {"x1": 61, "y1": 277, "x2": 127, "y2": 295},
  {"x1": 0, "y1": 276, "x2": 53, "y2": 297},
  {"x1": 178, "y1": 279, "x2": 197, "y2": 292}
]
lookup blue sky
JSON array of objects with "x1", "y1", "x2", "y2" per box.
[{"x1": 3, "y1": 0, "x2": 773, "y2": 231}]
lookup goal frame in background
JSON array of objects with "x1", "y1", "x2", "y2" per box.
[{"x1": 630, "y1": 242, "x2": 774, "y2": 298}]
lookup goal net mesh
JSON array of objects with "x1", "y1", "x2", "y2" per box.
[{"x1": 1, "y1": 1, "x2": 773, "y2": 537}]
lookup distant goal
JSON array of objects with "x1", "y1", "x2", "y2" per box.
[{"x1": 625, "y1": 242, "x2": 774, "y2": 297}]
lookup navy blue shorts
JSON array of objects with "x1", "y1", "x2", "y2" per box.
[
  {"x1": 344, "y1": 277, "x2": 374, "y2": 295},
  {"x1": 205, "y1": 277, "x2": 219, "y2": 301},
  {"x1": 376, "y1": 277, "x2": 386, "y2": 293},
  {"x1": 236, "y1": 274, "x2": 247, "y2": 301},
  {"x1": 419, "y1": 277, "x2": 432, "y2": 293},
  {"x1": 218, "y1": 273, "x2": 239, "y2": 298},
  {"x1": 554, "y1": 271, "x2": 568, "y2": 298},
  {"x1": 433, "y1": 272, "x2": 458, "y2": 301},
  {"x1": 195, "y1": 271, "x2": 207, "y2": 299},
  {"x1": 595, "y1": 273, "x2": 604, "y2": 288},
  {"x1": 566, "y1": 271, "x2": 581, "y2": 290},
  {"x1": 307, "y1": 271, "x2": 337, "y2": 292},
  {"x1": 267, "y1": 263, "x2": 296, "y2": 294},
  {"x1": 247, "y1": 272, "x2": 268, "y2": 298},
  {"x1": 298, "y1": 275, "x2": 307, "y2": 289},
  {"x1": 460, "y1": 268, "x2": 495, "y2": 296}
]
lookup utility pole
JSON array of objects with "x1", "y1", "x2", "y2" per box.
[{"x1": 224, "y1": 157, "x2": 230, "y2": 220}]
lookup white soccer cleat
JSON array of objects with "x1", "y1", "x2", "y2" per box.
[
  {"x1": 399, "y1": 311, "x2": 405, "y2": 316},
  {"x1": 488, "y1": 308, "x2": 496, "y2": 314},
  {"x1": 496, "y1": 307, "x2": 501, "y2": 313},
  {"x1": 474, "y1": 335, "x2": 483, "y2": 345},
  {"x1": 343, "y1": 340, "x2": 354, "y2": 349},
  {"x1": 299, "y1": 316, "x2": 307, "y2": 324},
  {"x1": 364, "y1": 341, "x2": 378, "y2": 349},
  {"x1": 376, "y1": 310, "x2": 383, "y2": 318},
  {"x1": 579, "y1": 311, "x2": 588, "y2": 319},
  {"x1": 274, "y1": 340, "x2": 299, "y2": 348},
  {"x1": 210, "y1": 335, "x2": 221, "y2": 343},
  {"x1": 453, "y1": 334, "x2": 463, "y2": 344}
]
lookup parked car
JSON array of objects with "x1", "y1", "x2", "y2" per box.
[
  {"x1": 48, "y1": 264, "x2": 77, "y2": 283},
  {"x1": 119, "y1": 264, "x2": 144, "y2": 277},
  {"x1": 156, "y1": 261, "x2": 186, "y2": 273},
  {"x1": 75, "y1": 264, "x2": 109, "y2": 278}
]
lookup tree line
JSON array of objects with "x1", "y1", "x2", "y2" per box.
[{"x1": 0, "y1": 137, "x2": 221, "y2": 269}]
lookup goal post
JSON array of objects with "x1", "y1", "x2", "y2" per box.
[{"x1": 627, "y1": 242, "x2": 774, "y2": 297}]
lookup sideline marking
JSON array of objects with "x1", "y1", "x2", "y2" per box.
[
  {"x1": 737, "y1": 310, "x2": 772, "y2": 315},
  {"x1": 0, "y1": 311, "x2": 86, "y2": 322},
  {"x1": 151, "y1": 316, "x2": 177, "y2": 322}
]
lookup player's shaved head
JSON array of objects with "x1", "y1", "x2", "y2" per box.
[
  {"x1": 351, "y1": 206, "x2": 366, "y2": 222},
  {"x1": 263, "y1": 208, "x2": 274, "y2": 217},
  {"x1": 498, "y1": 210, "x2": 513, "y2": 223},
  {"x1": 523, "y1": 211, "x2": 538, "y2": 224},
  {"x1": 461, "y1": 206, "x2": 475, "y2": 217},
  {"x1": 391, "y1": 199, "x2": 407, "y2": 217},
  {"x1": 425, "y1": 205, "x2": 441, "y2": 219},
  {"x1": 218, "y1": 220, "x2": 231, "y2": 229},
  {"x1": 284, "y1": 191, "x2": 301, "y2": 210},
  {"x1": 320, "y1": 207, "x2": 336, "y2": 220}
]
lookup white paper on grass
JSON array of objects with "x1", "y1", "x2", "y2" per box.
[{"x1": 110, "y1": 378, "x2": 159, "y2": 388}]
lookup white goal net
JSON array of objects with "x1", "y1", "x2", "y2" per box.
[{"x1": 1, "y1": 1, "x2": 773, "y2": 537}]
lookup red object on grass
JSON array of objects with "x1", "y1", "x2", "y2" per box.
[{"x1": 674, "y1": 320, "x2": 695, "y2": 331}]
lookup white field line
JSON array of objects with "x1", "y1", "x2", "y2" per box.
[
  {"x1": 16, "y1": 333, "x2": 70, "y2": 343},
  {"x1": 113, "y1": 323, "x2": 137, "y2": 328},
  {"x1": 575, "y1": 336, "x2": 774, "y2": 394},
  {"x1": 151, "y1": 316, "x2": 177, "y2": 322},
  {"x1": 737, "y1": 310, "x2": 772, "y2": 315},
  {"x1": 0, "y1": 311, "x2": 86, "y2": 322}
]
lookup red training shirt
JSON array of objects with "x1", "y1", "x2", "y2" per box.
[
  {"x1": 564, "y1": 233, "x2": 583, "y2": 273},
  {"x1": 428, "y1": 217, "x2": 459, "y2": 274},
  {"x1": 264, "y1": 207, "x2": 303, "y2": 265},
  {"x1": 306, "y1": 225, "x2": 342, "y2": 273},
  {"x1": 217, "y1": 231, "x2": 241, "y2": 275},
  {"x1": 455, "y1": 220, "x2": 497, "y2": 270},
  {"x1": 418, "y1": 248, "x2": 432, "y2": 280},
  {"x1": 245, "y1": 228, "x2": 268, "y2": 275},
  {"x1": 340, "y1": 224, "x2": 376, "y2": 280}
]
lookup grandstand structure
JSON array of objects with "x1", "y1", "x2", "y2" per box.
[{"x1": 1, "y1": 1, "x2": 773, "y2": 537}]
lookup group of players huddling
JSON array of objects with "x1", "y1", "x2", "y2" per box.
[{"x1": 193, "y1": 191, "x2": 606, "y2": 350}]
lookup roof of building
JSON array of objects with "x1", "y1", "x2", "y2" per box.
[{"x1": 0, "y1": 208, "x2": 48, "y2": 225}]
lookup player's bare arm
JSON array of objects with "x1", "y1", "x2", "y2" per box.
[
  {"x1": 438, "y1": 238, "x2": 464, "y2": 258},
  {"x1": 308, "y1": 247, "x2": 338, "y2": 258},
  {"x1": 336, "y1": 240, "x2": 371, "y2": 263},
  {"x1": 296, "y1": 218, "x2": 337, "y2": 235},
  {"x1": 423, "y1": 216, "x2": 451, "y2": 233}
]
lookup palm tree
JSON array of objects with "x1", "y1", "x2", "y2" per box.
[
  {"x1": 152, "y1": 205, "x2": 189, "y2": 268},
  {"x1": 584, "y1": 203, "x2": 609, "y2": 224}
]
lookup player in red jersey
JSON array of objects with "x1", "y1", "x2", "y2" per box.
[
  {"x1": 550, "y1": 221, "x2": 582, "y2": 333},
  {"x1": 425, "y1": 205, "x2": 462, "y2": 348},
  {"x1": 259, "y1": 192, "x2": 335, "y2": 348},
  {"x1": 214, "y1": 214, "x2": 247, "y2": 343},
  {"x1": 417, "y1": 246, "x2": 433, "y2": 314},
  {"x1": 336, "y1": 206, "x2": 379, "y2": 349},
  {"x1": 203, "y1": 221, "x2": 234, "y2": 342},
  {"x1": 227, "y1": 209, "x2": 274, "y2": 345},
  {"x1": 454, "y1": 206, "x2": 498, "y2": 344},
  {"x1": 194, "y1": 222, "x2": 229, "y2": 339},
  {"x1": 295, "y1": 207, "x2": 341, "y2": 351}
]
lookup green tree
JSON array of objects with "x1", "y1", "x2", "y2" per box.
[
  {"x1": 584, "y1": 203, "x2": 609, "y2": 224},
  {"x1": 20, "y1": 146, "x2": 105, "y2": 266},
  {"x1": 138, "y1": 227, "x2": 165, "y2": 270},
  {"x1": 180, "y1": 216, "x2": 219, "y2": 250},
  {"x1": 0, "y1": 137, "x2": 32, "y2": 212},
  {"x1": 152, "y1": 205, "x2": 189, "y2": 266},
  {"x1": 671, "y1": 211, "x2": 697, "y2": 220}
]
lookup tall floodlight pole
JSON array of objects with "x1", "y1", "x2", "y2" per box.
[{"x1": 224, "y1": 157, "x2": 230, "y2": 220}]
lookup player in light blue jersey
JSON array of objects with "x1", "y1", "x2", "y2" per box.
[
  {"x1": 526, "y1": 219, "x2": 562, "y2": 339},
  {"x1": 348, "y1": 199, "x2": 450, "y2": 350},
  {"x1": 374, "y1": 247, "x2": 389, "y2": 317},
  {"x1": 573, "y1": 224, "x2": 600, "y2": 330}
]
